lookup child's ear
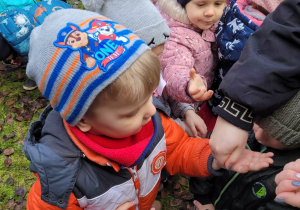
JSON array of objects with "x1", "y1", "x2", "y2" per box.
[{"x1": 76, "y1": 118, "x2": 92, "y2": 132}]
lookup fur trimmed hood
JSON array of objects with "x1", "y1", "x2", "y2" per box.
[{"x1": 157, "y1": 0, "x2": 190, "y2": 24}]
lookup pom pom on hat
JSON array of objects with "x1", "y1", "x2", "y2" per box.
[{"x1": 26, "y1": 9, "x2": 150, "y2": 125}]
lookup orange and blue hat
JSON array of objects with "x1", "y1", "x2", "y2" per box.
[{"x1": 26, "y1": 9, "x2": 150, "y2": 125}]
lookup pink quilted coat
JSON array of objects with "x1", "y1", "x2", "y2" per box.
[{"x1": 157, "y1": 3, "x2": 218, "y2": 105}]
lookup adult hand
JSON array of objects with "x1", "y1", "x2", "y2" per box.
[
  {"x1": 209, "y1": 116, "x2": 249, "y2": 168},
  {"x1": 226, "y1": 150, "x2": 273, "y2": 172},
  {"x1": 275, "y1": 159, "x2": 300, "y2": 208},
  {"x1": 184, "y1": 110, "x2": 207, "y2": 138},
  {"x1": 188, "y1": 68, "x2": 213, "y2": 101}
]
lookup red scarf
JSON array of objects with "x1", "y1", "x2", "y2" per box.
[{"x1": 69, "y1": 118, "x2": 155, "y2": 167}]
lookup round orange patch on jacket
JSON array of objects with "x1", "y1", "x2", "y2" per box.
[{"x1": 151, "y1": 151, "x2": 166, "y2": 175}]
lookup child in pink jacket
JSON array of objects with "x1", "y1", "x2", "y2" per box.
[{"x1": 156, "y1": 0, "x2": 226, "y2": 135}]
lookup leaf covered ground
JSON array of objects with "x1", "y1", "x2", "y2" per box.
[{"x1": 0, "y1": 66, "x2": 47, "y2": 209}]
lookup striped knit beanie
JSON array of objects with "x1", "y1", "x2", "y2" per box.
[{"x1": 26, "y1": 9, "x2": 150, "y2": 125}]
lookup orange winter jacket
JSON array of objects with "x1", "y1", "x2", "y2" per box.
[{"x1": 25, "y1": 104, "x2": 213, "y2": 210}]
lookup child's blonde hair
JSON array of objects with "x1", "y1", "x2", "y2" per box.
[{"x1": 87, "y1": 50, "x2": 161, "y2": 110}]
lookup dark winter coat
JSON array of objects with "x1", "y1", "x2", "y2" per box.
[{"x1": 213, "y1": 0, "x2": 300, "y2": 130}]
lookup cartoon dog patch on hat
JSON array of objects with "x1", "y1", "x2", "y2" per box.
[
  {"x1": 54, "y1": 19, "x2": 128, "y2": 71},
  {"x1": 87, "y1": 20, "x2": 128, "y2": 43}
]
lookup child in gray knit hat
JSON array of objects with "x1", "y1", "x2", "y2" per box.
[
  {"x1": 81, "y1": 0, "x2": 208, "y2": 138},
  {"x1": 23, "y1": 8, "x2": 274, "y2": 210}
]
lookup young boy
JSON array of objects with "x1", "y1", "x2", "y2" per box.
[{"x1": 24, "y1": 9, "x2": 273, "y2": 209}]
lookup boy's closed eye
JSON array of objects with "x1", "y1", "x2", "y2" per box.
[{"x1": 125, "y1": 111, "x2": 139, "y2": 118}]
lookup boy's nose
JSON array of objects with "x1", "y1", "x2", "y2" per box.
[{"x1": 144, "y1": 103, "x2": 156, "y2": 119}]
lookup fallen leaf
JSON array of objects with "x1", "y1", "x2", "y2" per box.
[
  {"x1": 0, "y1": 120, "x2": 3, "y2": 131},
  {"x1": 4, "y1": 157, "x2": 12, "y2": 167},
  {"x1": 178, "y1": 177, "x2": 188, "y2": 186},
  {"x1": 14, "y1": 116, "x2": 24, "y2": 122},
  {"x1": 3, "y1": 90, "x2": 10, "y2": 96},
  {"x1": 6, "y1": 113, "x2": 12, "y2": 119},
  {"x1": 10, "y1": 107, "x2": 18, "y2": 113},
  {"x1": 170, "y1": 199, "x2": 182, "y2": 207},
  {"x1": 2, "y1": 133, "x2": 16, "y2": 142},
  {"x1": 2, "y1": 135, "x2": 8, "y2": 142},
  {"x1": 180, "y1": 191, "x2": 194, "y2": 200},
  {"x1": 173, "y1": 182, "x2": 181, "y2": 190},
  {"x1": 17, "y1": 197, "x2": 26, "y2": 206},
  {"x1": 36, "y1": 98, "x2": 48, "y2": 109},
  {"x1": 3, "y1": 147, "x2": 14, "y2": 156},
  {"x1": 17, "y1": 71, "x2": 24, "y2": 80},
  {"x1": 6, "y1": 199, "x2": 16, "y2": 209},
  {"x1": 7, "y1": 118, "x2": 14, "y2": 125},
  {"x1": 14, "y1": 186, "x2": 27, "y2": 197},
  {"x1": 23, "y1": 113, "x2": 33, "y2": 121},
  {"x1": 6, "y1": 177, "x2": 14, "y2": 185},
  {"x1": 14, "y1": 204, "x2": 23, "y2": 210},
  {"x1": 6, "y1": 99, "x2": 15, "y2": 106},
  {"x1": 174, "y1": 190, "x2": 182, "y2": 199},
  {"x1": 19, "y1": 108, "x2": 26, "y2": 115}
]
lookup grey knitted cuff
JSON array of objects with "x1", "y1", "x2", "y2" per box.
[
  {"x1": 207, "y1": 154, "x2": 226, "y2": 176},
  {"x1": 180, "y1": 105, "x2": 195, "y2": 119}
]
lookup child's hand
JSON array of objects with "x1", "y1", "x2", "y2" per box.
[
  {"x1": 209, "y1": 116, "x2": 249, "y2": 168},
  {"x1": 275, "y1": 159, "x2": 300, "y2": 208},
  {"x1": 188, "y1": 68, "x2": 213, "y2": 101},
  {"x1": 184, "y1": 110, "x2": 207, "y2": 138},
  {"x1": 253, "y1": 123, "x2": 287, "y2": 149},
  {"x1": 193, "y1": 200, "x2": 215, "y2": 210},
  {"x1": 212, "y1": 149, "x2": 274, "y2": 173}
]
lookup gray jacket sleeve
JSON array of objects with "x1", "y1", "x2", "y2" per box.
[{"x1": 167, "y1": 97, "x2": 195, "y2": 119}]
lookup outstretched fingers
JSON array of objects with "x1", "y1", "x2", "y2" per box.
[{"x1": 230, "y1": 150, "x2": 273, "y2": 173}]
